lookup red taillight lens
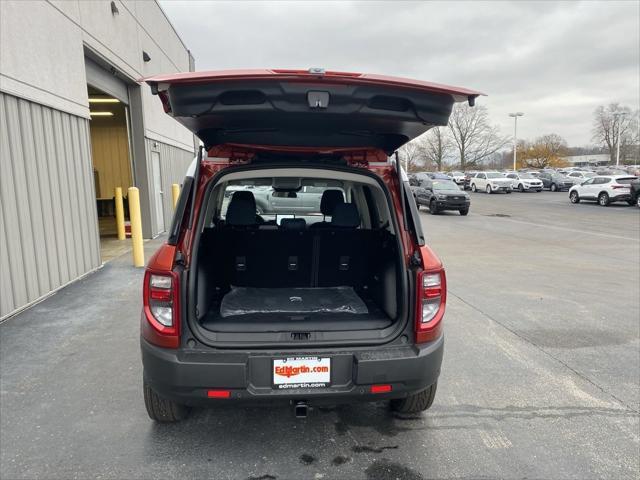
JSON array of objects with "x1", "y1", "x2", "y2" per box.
[
  {"x1": 370, "y1": 384, "x2": 392, "y2": 394},
  {"x1": 142, "y1": 270, "x2": 180, "y2": 348},
  {"x1": 416, "y1": 268, "x2": 446, "y2": 344},
  {"x1": 207, "y1": 389, "x2": 231, "y2": 398},
  {"x1": 611, "y1": 185, "x2": 628, "y2": 189}
]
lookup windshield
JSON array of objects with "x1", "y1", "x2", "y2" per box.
[
  {"x1": 433, "y1": 181, "x2": 461, "y2": 191},
  {"x1": 486, "y1": 172, "x2": 503, "y2": 179}
]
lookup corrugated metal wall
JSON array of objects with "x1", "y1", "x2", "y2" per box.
[
  {"x1": 144, "y1": 138, "x2": 194, "y2": 234},
  {"x1": 0, "y1": 92, "x2": 101, "y2": 320}
]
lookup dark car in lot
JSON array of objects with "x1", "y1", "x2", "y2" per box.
[
  {"x1": 537, "y1": 171, "x2": 574, "y2": 192},
  {"x1": 630, "y1": 178, "x2": 640, "y2": 207},
  {"x1": 139, "y1": 69, "x2": 482, "y2": 422},
  {"x1": 414, "y1": 178, "x2": 470, "y2": 215}
]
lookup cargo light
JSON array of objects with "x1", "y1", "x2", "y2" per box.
[
  {"x1": 89, "y1": 111, "x2": 114, "y2": 116},
  {"x1": 416, "y1": 268, "x2": 446, "y2": 344},
  {"x1": 142, "y1": 270, "x2": 180, "y2": 348}
]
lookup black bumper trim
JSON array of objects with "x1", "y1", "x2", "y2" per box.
[{"x1": 141, "y1": 336, "x2": 444, "y2": 406}]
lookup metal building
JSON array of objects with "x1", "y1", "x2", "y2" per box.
[{"x1": 0, "y1": 1, "x2": 196, "y2": 319}]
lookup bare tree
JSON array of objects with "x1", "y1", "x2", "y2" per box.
[
  {"x1": 397, "y1": 139, "x2": 428, "y2": 173},
  {"x1": 448, "y1": 104, "x2": 509, "y2": 170},
  {"x1": 421, "y1": 127, "x2": 451, "y2": 171},
  {"x1": 592, "y1": 104, "x2": 639, "y2": 164}
]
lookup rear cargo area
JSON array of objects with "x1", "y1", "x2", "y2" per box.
[{"x1": 196, "y1": 225, "x2": 399, "y2": 334}]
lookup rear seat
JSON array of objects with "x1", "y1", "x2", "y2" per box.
[{"x1": 219, "y1": 195, "x2": 372, "y2": 289}]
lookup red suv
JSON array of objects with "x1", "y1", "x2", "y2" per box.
[{"x1": 140, "y1": 69, "x2": 481, "y2": 421}]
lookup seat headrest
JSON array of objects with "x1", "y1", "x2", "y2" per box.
[
  {"x1": 331, "y1": 203, "x2": 360, "y2": 228},
  {"x1": 226, "y1": 191, "x2": 257, "y2": 226},
  {"x1": 280, "y1": 218, "x2": 307, "y2": 230},
  {"x1": 320, "y1": 189, "x2": 344, "y2": 216}
]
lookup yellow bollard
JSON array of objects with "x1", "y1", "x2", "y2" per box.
[
  {"x1": 114, "y1": 187, "x2": 126, "y2": 240},
  {"x1": 171, "y1": 183, "x2": 180, "y2": 209},
  {"x1": 128, "y1": 187, "x2": 145, "y2": 267}
]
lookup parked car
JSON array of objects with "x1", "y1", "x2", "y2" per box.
[
  {"x1": 139, "y1": 69, "x2": 480, "y2": 422},
  {"x1": 535, "y1": 172, "x2": 572, "y2": 192},
  {"x1": 470, "y1": 171, "x2": 513, "y2": 193},
  {"x1": 504, "y1": 172, "x2": 543, "y2": 192},
  {"x1": 426, "y1": 172, "x2": 452, "y2": 181},
  {"x1": 566, "y1": 171, "x2": 596, "y2": 185},
  {"x1": 463, "y1": 171, "x2": 479, "y2": 190},
  {"x1": 630, "y1": 178, "x2": 640, "y2": 207},
  {"x1": 414, "y1": 178, "x2": 470, "y2": 215},
  {"x1": 448, "y1": 171, "x2": 466, "y2": 186},
  {"x1": 569, "y1": 175, "x2": 638, "y2": 206}
]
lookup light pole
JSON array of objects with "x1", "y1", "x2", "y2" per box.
[
  {"x1": 612, "y1": 111, "x2": 627, "y2": 166},
  {"x1": 509, "y1": 112, "x2": 524, "y2": 171}
]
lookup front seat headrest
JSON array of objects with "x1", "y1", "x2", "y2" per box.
[
  {"x1": 226, "y1": 191, "x2": 257, "y2": 226},
  {"x1": 320, "y1": 189, "x2": 344, "y2": 216},
  {"x1": 331, "y1": 203, "x2": 360, "y2": 228}
]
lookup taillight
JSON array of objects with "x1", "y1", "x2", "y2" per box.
[
  {"x1": 142, "y1": 270, "x2": 180, "y2": 348},
  {"x1": 611, "y1": 185, "x2": 628, "y2": 189},
  {"x1": 415, "y1": 268, "x2": 446, "y2": 343}
]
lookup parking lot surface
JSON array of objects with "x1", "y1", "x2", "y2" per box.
[{"x1": 1, "y1": 192, "x2": 638, "y2": 480}]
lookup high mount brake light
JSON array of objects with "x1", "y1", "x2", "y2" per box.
[
  {"x1": 142, "y1": 270, "x2": 180, "y2": 348},
  {"x1": 416, "y1": 269, "x2": 446, "y2": 343}
]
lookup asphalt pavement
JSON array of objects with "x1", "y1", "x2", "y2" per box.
[{"x1": 1, "y1": 191, "x2": 638, "y2": 480}]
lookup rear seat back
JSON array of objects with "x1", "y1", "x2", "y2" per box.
[{"x1": 213, "y1": 202, "x2": 375, "y2": 289}]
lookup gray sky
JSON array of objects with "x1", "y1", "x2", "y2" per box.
[{"x1": 160, "y1": 0, "x2": 639, "y2": 147}]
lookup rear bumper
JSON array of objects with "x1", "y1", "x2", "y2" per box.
[
  {"x1": 610, "y1": 193, "x2": 631, "y2": 202},
  {"x1": 141, "y1": 335, "x2": 444, "y2": 406}
]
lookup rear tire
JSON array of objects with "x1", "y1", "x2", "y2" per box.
[
  {"x1": 144, "y1": 380, "x2": 190, "y2": 422},
  {"x1": 518, "y1": 184, "x2": 525, "y2": 193},
  {"x1": 459, "y1": 208, "x2": 469, "y2": 216},
  {"x1": 486, "y1": 184, "x2": 492, "y2": 194},
  {"x1": 429, "y1": 200, "x2": 439, "y2": 215},
  {"x1": 598, "y1": 192, "x2": 610, "y2": 206},
  {"x1": 569, "y1": 191, "x2": 580, "y2": 203},
  {"x1": 550, "y1": 183, "x2": 558, "y2": 192},
  {"x1": 390, "y1": 383, "x2": 437, "y2": 414}
]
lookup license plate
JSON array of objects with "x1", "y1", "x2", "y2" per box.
[{"x1": 273, "y1": 357, "x2": 331, "y2": 389}]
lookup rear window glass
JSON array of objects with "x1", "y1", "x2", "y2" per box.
[
  {"x1": 220, "y1": 180, "x2": 345, "y2": 225},
  {"x1": 615, "y1": 177, "x2": 637, "y2": 185}
]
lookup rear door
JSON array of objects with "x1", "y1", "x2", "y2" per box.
[{"x1": 144, "y1": 69, "x2": 482, "y2": 155}]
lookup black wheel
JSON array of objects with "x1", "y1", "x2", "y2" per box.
[
  {"x1": 471, "y1": 183, "x2": 477, "y2": 192},
  {"x1": 569, "y1": 191, "x2": 580, "y2": 204},
  {"x1": 598, "y1": 192, "x2": 610, "y2": 206},
  {"x1": 144, "y1": 379, "x2": 190, "y2": 422},
  {"x1": 550, "y1": 183, "x2": 558, "y2": 192},
  {"x1": 486, "y1": 184, "x2": 492, "y2": 194},
  {"x1": 429, "y1": 200, "x2": 439, "y2": 215},
  {"x1": 627, "y1": 199, "x2": 635, "y2": 206},
  {"x1": 637, "y1": 196, "x2": 640, "y2": 208},
  {"x1": 390, "y1": 383, "x2": 437, "y2": 413},
  {"x1": 459, "y1": 208, "x2": 469, "y2": 216},
  {"x1": 518, "y1": 183, "x2": 525, "y2": 193},
  {"x1": 506, "y1": 189, "x2": 512, "y2": 194}
]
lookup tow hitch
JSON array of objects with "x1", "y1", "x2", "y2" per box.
[{"x1": 294, "y1": 401, "x2": 309, "y2": 418}]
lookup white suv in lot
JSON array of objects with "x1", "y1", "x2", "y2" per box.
[
  {"x1": 470, "y1": 172, "x2": 513, "y2": 194},
  {"x1": 505, "y1": 172, "x2": 544, "y2": 192},
  {"x1": 569, "y1": 175, "x2": 638, "y2": 206}
]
